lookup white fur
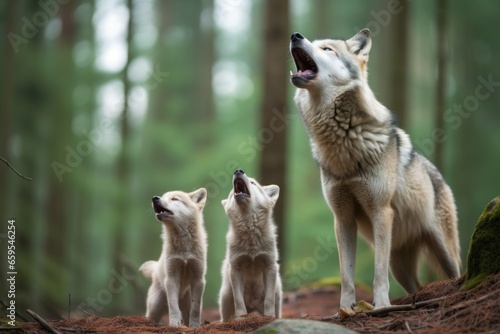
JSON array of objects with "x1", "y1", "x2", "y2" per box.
[
  {"x1": 219, "y1": 171, "x2": 282, "y2": 321},
  {"x1": 139, "y1": 188, "x2": 207, "y2": 327}
]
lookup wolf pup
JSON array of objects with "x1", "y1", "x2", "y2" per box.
[
  {"x1": 289, "y1": 30, "x2": 460, "y2": 309},
  {"x1": 219, "y1": 169, "x2": 282, "y2": 321},
  {"x1": 139, "y1": 188, "x2": 208, "y2": 327}
]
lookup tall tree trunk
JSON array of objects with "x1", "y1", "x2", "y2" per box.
[
  {"x1": 434, "y1": 0, "x2": 448, "y2": 171},
  {"x1": 389, "y1": 0, "x2": 410, "y2": 129},
  {"x1": 114, "y1": 0, "x2": 134, "y2": 283},
  {"x1": 258, "y1": 0, "x2": 290, "y2": 271}
]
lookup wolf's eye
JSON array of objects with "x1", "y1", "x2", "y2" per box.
[
  {"x1": 322, "y1": 47, "x2": 333, "y2": 51},
  {"x1": 172, "y1": 197, "x2": 179, "y2": 201},
  {"x1": 250, "y1": 181, "x2": 256, "y2": 185}
]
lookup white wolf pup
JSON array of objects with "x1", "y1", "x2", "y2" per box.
[
  {"x1": 290, "y1": 30, "x2": 460, "y2": 309},
  {"x1": 219, "y1": 169, "x2": 282, "y2": 321},
  {"x1": 139, "y1": 188, "x2": 207, "y2": 327}
]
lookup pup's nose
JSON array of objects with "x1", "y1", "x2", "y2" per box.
[
  {"x1": 152, "y1": 196, "x2": 161, "y2": 202},
  {"x1": 234, "y1": 169, "x2": 245, "y2": 176},
  {"x1": 291, "y1": 32, "x2": 304, "y2": 42}
]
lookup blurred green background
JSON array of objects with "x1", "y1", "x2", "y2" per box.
[{"x1": 1, "y1": 0, "x2": 499, "y2": 319}]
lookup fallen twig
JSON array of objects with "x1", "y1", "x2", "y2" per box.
[
  {"x1": 77, "y1": 305, "x2": 95, "y2": 317},
  {"x1": 0, "y1": 156, "x2": 32, "y2": 181},
  {"x1": 26, "y1": 309, "x2": 62, "y2": 334},
  {"x1": 320, "y1": 296, "x2": 448, "y2": 321}
]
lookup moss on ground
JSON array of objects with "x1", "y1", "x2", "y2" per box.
[{"x1": 461, "y1": 196, "x2": 500, "y2": 290}]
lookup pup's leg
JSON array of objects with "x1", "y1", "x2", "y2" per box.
[
  {"x1": 188, "y1": 277, "x2": 205, "y2": 327},
  {"x1": 263, "y1": 264, "x2": 278, "y2": 317},
  {"x1": 274, "y1": 273, "x2": 283, "y2": 318},
  {"x1": 390, "y1": 244, "x2": 420, "y2": 293},
  {"x1": 219, "y1": 275, "x2": 235, "y2": 321},
  {"x1": 230, "y1": 266, "x2": 247, "y2": 318},
  {"x1": 179, "y1": 290, "x2": 191, "y2": 327},
  {"x1": 145, "y1": 279, "x2": 167, "y2": 323},
  {"x1": 165, "y1": 274, "x2": 183, "y2": 326},
  {"x1": 372, "y1": 205, "x2": 394, "y2": 308}
]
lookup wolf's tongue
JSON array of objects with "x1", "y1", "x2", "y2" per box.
[{"x1": 297, "y1": 69, "x2": 316, "y2": 79}]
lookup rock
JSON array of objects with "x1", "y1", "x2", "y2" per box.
[
  {"x1": 253, "y1": 318, "x2": 359, "y2": 334},
  {"x1": 461, "y1": 196, "x2": 500, "y2": 290}
]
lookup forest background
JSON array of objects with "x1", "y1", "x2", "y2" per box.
[{"x1": 1, "y1": 0, "x2": 499, "y2": 319}]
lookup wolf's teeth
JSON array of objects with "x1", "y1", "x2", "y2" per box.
[{"x1": 290, "y1": 70, "x2": 293, "y2": 76}]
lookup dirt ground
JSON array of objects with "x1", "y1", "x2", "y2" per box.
[{"x1": 17, "y1": 273, "x2": 500, "y2": 333}]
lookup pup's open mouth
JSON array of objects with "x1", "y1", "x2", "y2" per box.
[
  {"x1": 291, "y1": 47, "x2": 318, "y2": 84},
  {"x1": 153, "y1": 201, "x2": 173, "y2": 220},
  {"x1": 233, "y1": 177, "x2": 250, "y2": 201}
]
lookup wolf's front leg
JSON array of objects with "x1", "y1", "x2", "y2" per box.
[
  {"x1": 188, "y1": 278, "x2": 205, "y2": 327},
  {"x1": 263, "y1": 265, "x2": 278, "y2": 317},
  {"x1": 230, "y1": 267, "x2": 247, "y2": 318},
  {"x1": 372, "y1": 205, "x2": 393, "y2": 309},
  {"x1": 165, "y1": 277, "x2": 183, "y2": 326},
  {"x1": 334, "y1": 213, "x2": 357, "y2": 309}
]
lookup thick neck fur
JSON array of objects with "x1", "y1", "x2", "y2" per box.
[
  {"x1": 227, "y1": 206, "x2": 277, "y2": 252},
  {"x1": 162, "y1": 215, "x2": 207, "y2": 258},
  {"x1": 295, "y1": 81, "x2": 393, "y2": 179}
]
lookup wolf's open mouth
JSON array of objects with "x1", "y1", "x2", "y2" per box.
[
  {"x1": 153, "y1": 202, "x2": 173, "y2": 216},
  {"x1": 291, "y1": 47, "x2": 318, "y2": 82},
  {"x1": 234, "y1": 177, "x2": 250, "y2": 198}
]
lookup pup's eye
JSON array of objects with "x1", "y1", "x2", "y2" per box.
[
  {"x1": 172, "y1": 197, "x2": 179, "y2": 201},
  {"x1": 250, "y1": 181, "x2": 256, "y2": 185},
  {"x1": 322, "y1": 47, "x2": 333, "y2": 51}
]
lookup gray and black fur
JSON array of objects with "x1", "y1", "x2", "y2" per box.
[{"x1": 290, "y1": 29, "x2": 460, "y2": 309}]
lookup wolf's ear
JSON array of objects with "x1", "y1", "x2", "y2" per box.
[
  {"x1": 190, "y1": 188, "x2": 207, "y2": 210},
  {"x1": 264, "y1": 185, "x2": 280, "y2": 204},
  {"x1": 221, "y1": 199, "x2": 228, "y2": 207},
  {"x1": 347, "y1": 29, "x2": 371, "y2": 58}
]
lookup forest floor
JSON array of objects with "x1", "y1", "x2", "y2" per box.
[{"x1": 17, "y1": 273, "x2": 500, "y2": 333}]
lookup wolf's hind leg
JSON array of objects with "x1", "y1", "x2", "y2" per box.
[
  {"x1": 424, "y1": 231, "x2": 460, "y2": 278},
  {"x1": 390, "y1": 245, "x2": 420, "y2": 293}
]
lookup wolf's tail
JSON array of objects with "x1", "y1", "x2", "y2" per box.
[{"x1": 139, "y1": 260, "x2": 157, "y2": 280}]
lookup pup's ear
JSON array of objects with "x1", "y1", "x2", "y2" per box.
[
  {"x1": 347, "y1": 29, "x2": 371, "y2": 58},
  {"x1": 264, "y1": 185, "x2": 280, "y2": 204},
  {"x1": 189, "y1": 188, "x2": 207, "y2": 210},
  {"x1": 221, "y1": 199, "x2": 228, "y2": 207}
]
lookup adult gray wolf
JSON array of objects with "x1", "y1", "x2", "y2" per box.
[
  {"x1": 289, "y1": 29, "x2": 460, "y2": 309},
  {"x1": 219, "y1": 169, "x2": 282, "y2": 321},
  {"x1": 139, "y1": 188, "x2": 207, "y2": 327}
]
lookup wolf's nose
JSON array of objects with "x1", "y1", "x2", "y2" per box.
[
  {"x1": 234, "y1": 169, "x2": 245, "y2": 175},
  {"x1": 152, "y1": 196, "x2": 161, "y2": 202},
  {"x1": 291, "y1": 32, "x2": 304, "y2": 42}
]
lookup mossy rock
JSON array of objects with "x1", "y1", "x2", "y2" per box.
[
  {"x1": 461, "y1": 196, "x2": 500, "y2": 290},
  {"x1": 254, "y1": 319, "x2": 359, "y2": 334}
]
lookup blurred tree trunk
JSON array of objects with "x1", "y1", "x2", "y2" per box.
[
  {"x1": 45, "y1": 0, "x2": 77, "y2": 295},
  {"x1": 114, "y1": 0, "x2": 133, "y2": 279},
  {"x1": 434, "y1": 0, "x2": 447, "y2": 171},
  {"x1": 258, "y1": 0, "x2": 290, "y2": 271},
  {"x1": 389, "y1": 0, "x2": 410, "y2": 129},
  {"x1": 314, "y1": 0, "x2": 331, "y2": 37},
  {"x1": 196, "y1": 0, "x2": 215, "y2": 147},
  {"x1": 0, "y1": 0, "x2": 17, "y2": 220}
]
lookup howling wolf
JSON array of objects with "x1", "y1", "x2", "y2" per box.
[
  {"x1": 219, "y1": 169, "x2": 282, "y2": 320},
  {"x1": 289, "y1": 29, "x2": 460, "y2": 309}
]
